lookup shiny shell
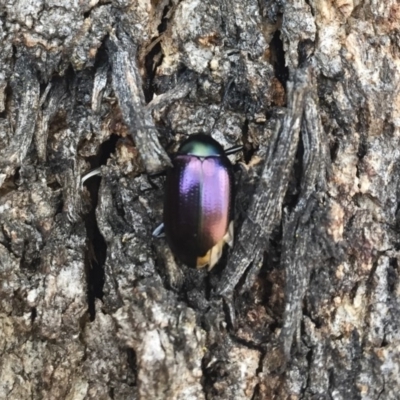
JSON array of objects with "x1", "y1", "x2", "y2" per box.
[{"x1": 163, "y1": 134, "x2": 234, "y2": 269}]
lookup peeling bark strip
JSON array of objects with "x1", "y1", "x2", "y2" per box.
[
  {"x1": 107, "y1": 33, "x2": 171, "y2": 174},
  {"x1": 217, "y1": 64, "x2": 310, "y2": 297},
  {"x1": 34, "y1": 83, "x2": 65, "y2": 162},
  {"x1": 0, "y1": 54, "x2": 39, "y2": 186},
  {"x1": 146, "y1": 70, "x2": 196, "y2": 112},
  {"x1": 280, "y1": 64, "x2": 329, "y2": 360}
]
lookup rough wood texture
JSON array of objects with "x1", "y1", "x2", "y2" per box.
[{"x1": 1, "y1": 1, "x2": 400, "y2": 399}]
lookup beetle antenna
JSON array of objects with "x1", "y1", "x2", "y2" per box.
[
  {"x1": 224, "y1": 144, "x2": 243, "y2": 155},
  {"x1": 136, "y1": 125, "x2": 170, "y2": 133}
]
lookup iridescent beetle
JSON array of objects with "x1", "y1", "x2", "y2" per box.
[{"x1": 154, "y1": 134, "x2": 242, "y2": 270}]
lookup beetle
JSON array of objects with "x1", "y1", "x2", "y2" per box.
[{"x1": 155, "y1": 134, "x2": 242, "y2": 270}]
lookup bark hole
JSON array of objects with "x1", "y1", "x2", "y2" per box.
[
  {"x1": 269, "y1": 30, "x2": 289, "y2": 88},
  {"x1": 330, "y1": 137, "x2": 340, "y2": 162},
  {"x1": 388, "y1": 258, "x2": 398, "y2": 294},
  {"x1": 143, "y1": 4, "x2": 170, "y2": 103},
  {"x1": 283, "y1": 132, "x2": 304, "y2": 211},
  {"x1": 201, "y1": 350, "x2": 224, "y2": 398},
  {"x1": 31, "y1": 307, "x2": 37, "y2": 324},
  {"x1": 126, "y1": 347, "x2": 138, "y2": 389},
  {"x1": 241, "y1": 119, "x2": 255, "y2": 164},
  {"x1": 143, "y1": 41, "x2": 163, "y2": 103},
  {"x1": 261, "y1": 228, "x2": 285, "y2": 328},
  {"x1": 84, "y1": 134, "x2": 119, "y2": 320}
]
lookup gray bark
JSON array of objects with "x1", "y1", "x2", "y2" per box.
[{"x1": 1, "y1": 0, "x2": 400, "y2": 399}]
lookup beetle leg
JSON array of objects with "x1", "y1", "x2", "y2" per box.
[
  {"x1": 196, "y1": 252, "x2": 211, "y2": 269},
  {"x1": 208, "y1": 244, "x2": 223, "y2": 270},
  {"x1": 152, "y1": 223, "x2": 165, "y2": 237},
  {"x1": 197, "y1": 242, "x2": 224, "y2": 270},
  {"x1": 81, "y1": 168, "x2": 102, "y2": 185},
  {"x1": 224, "y1": 221, "x2": 234, "y2": 247}
]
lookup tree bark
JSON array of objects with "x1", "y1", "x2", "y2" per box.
[{"x1": 1, "y1": 0, "x2": 400, "y2": 399}]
